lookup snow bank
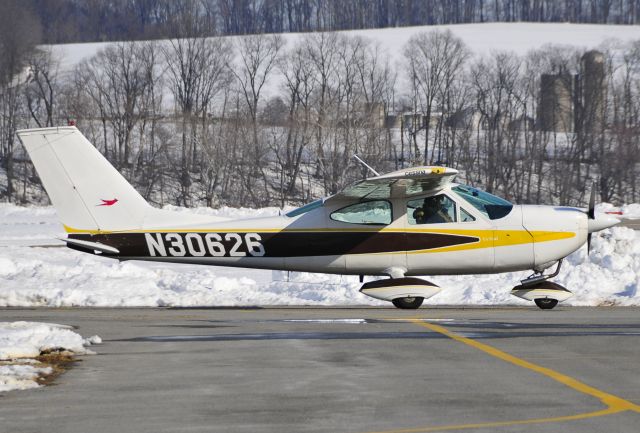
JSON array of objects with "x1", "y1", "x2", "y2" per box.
[
  {"x1": 0, "y1": 321, "x2": 101, "y2": 392},
  {"x1": 0, "y1": 321, "x2": 98, "y2": 360},
  {"x1": 598, "y1": 202, "x2": 640, "y2": 219},
  {"x1": 0, "y1": 203, "x2": 638, "y2": 307},
  {"x1": 0, "y1": 203, "x2": 64, "y2": 246},
  {"x1": 0, "y1": 245, "x2": 373, "y2": 307},
  {"x1": 0, "y1": 364, "x2": 52, "y2": 392}
]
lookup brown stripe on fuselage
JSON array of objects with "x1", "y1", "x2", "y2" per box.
[{"x1": 69, "y1": 231, "x2": 479, "y2": 258}]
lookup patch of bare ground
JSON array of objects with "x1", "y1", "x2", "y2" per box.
[{"x1": 34, "y1": 352, "x2": 77, "y2": 386}]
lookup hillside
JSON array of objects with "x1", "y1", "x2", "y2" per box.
[
  {"x1": 3, "y1": 22, "x2": 640, "y2": 210},
  {"x1": 50, "y1": 23, "x2": 640, "y2": 83}
]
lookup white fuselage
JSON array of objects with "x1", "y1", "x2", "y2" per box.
[{"x1": 73, "y1": 185, "x2": 588, "y2": 277}]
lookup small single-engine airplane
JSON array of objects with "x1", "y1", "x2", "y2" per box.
[{"x1": 17, "y1": 126, "x2": 620, "y2": 309}]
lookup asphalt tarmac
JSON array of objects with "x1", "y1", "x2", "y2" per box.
[{"x1": 0, "y1": 307, "x2": 639, "y2": 433}]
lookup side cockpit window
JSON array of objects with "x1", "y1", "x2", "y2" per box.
[
  {"x1": 408, "y1": 195, "x2": 456, "y2": 225},
  {"x1": 331, "y1": 200, "x2": 392, "y2": 225},
  {"x1": 452, "y1": 185, "x2": 513, "y2": 220}
]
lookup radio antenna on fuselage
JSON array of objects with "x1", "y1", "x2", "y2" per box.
[{"x1": 353, "y1": 154, "x2": 380, "y2": 177}]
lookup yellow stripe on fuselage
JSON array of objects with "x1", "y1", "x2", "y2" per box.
[
  {"x1": 64, "y1": 224, "x2": 575, "y2": 254},
  {"x1": 403, "y1": 230, "x2": 574, "y2": 255}
]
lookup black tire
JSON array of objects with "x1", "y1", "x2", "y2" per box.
[
  {"x1": 534, "y1": 298, "x2": 558, "y2": 310},
  {"x1": 392, "y1": 297, "x2": 424, "y2": 309}
]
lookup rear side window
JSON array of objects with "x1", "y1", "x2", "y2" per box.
[{"x1": 331, "y1": 200, "x2": 392, "y2": 225}]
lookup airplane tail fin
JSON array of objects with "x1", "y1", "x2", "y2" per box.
[{"x1": 17, "y1": 126, "x2": 151, "y2": 233}]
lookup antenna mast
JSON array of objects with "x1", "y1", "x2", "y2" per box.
[{"x1": 353, "y1": 155, "x2": 380, "y2": 177}]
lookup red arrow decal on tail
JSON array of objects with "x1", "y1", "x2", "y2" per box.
[{"x1": 98, "y1": 199, "x2": 118, "y2": 206}]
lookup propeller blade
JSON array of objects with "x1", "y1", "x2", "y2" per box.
[
  {"x1": 588, "y1": 181, "x2": 596, "y2": 219},
  {"x1": 587, "y1": 182, "x2": 595, "y2": 258}
]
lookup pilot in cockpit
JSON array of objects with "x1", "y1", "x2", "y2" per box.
[{"x1": 413, "y1": 195, "x2": 452, "y2": 224}]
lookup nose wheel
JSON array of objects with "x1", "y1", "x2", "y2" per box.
[
  {"x1": 534, "y1": 298, "x2": 559, "y2": 310},
  {"x1": 510, "y1": 261, "x2": 572, "y2": 310},
  {"x1": 391, "y1": 297, "x2": 424, "y2": 309},
  {"x1": 511, "y1": 280, "x2": 572, "y2": 310}
]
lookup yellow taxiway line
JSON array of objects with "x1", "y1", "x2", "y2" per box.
[{"x1": 362, "y1": 318, "x2": 640, "y2": 433}]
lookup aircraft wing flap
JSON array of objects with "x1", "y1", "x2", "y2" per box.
[{"x1": 328, "y1": 166, "x2": 458, "y2": 202}]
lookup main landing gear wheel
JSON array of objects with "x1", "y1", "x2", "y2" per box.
[
  {"x1": 534, "y1": 298, "x2": 559, "y2": 310},
  {"x1": 392, "y1": 297, "x2": 424, "y2": 309}
]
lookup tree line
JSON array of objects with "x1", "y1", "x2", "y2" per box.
[
  {"x1": 2, "y1": 24, "x2": 640, "y2": 208},
  {"x1": 11, "y1": 0, "x2": 640, "y2": 44}
]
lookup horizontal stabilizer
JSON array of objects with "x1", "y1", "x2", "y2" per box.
[{"x1": 58, "y1": 237, "x2": 120, "y2": 254}]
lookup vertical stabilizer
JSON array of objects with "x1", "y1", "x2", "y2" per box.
[{"x1": 17, "y1": 126, "x2": 150, "y2": 233}]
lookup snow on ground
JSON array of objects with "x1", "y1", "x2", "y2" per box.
[
  {"x1": 0, "y1": 322, "x2": 97, "y2": 360},
  {"x1": 0, "y1": 204, "x2": 62, "y2": 246},
  {"x1": 0, "y1": 203, "x2": 638, "y2": 307},
  {"x1": 0, "y1": 321, "x2": 101, "y2": 392},
  {"x1": 0, "y1": 364, "x2": 52, "y2": 392},
  {"x1": 50, "y1": 23, "x2": 640, "y2": 71}
]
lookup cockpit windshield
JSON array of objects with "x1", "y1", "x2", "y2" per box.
[
  {"x1": 452, "y1": 185, "x2": 513, "y2": 220},
  {"x1": 285, "y1": 199, "x2": 324, "y2": 217}
]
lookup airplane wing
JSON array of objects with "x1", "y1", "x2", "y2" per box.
[{"x1": 327, "y1": 166, "x2": 459, "y2": 202}]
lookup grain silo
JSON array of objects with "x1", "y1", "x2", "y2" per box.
[
  {"x1": 578, "y1": 50, "x2": 606, "y2": 134},
  {"x1": 538, "y1": 73, "x2": 574, "y2": 133}
]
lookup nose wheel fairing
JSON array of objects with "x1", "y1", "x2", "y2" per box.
[{"x1": 511, "y1": 281, "x2": 573, "y2": 309}]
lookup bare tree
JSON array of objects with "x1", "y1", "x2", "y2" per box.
[
  {"x1": 163, "y1": 35, "x2": 233, "y2": 205},
  {"x1": 229, "y1": 33, "x2": 284, "y2": 204},
  {"x1": 301, "y1": 32, "x2": 345, "y2": 194},
  {"x1": 77, "y1": 41, "x2": 156, "y2": 168},
  {"x1": 404, "y1": 29, "x2": 469, "y2": 164},
  {"x1": 0, "y1": 0, "x2": 40, "y2": 201},
  {"x1": 24, "y1": 48, "x2": 59, "y2": 128},
  {"x1": 276, "y1": 44, "x2": 316, "y2": 205},
  {"x1": 469, "y1": 51, "x2": 525, "y2": 197},
  {"x1": 231, "y1": 34, "x2": 284, "y2": 144},
  {"x1": 354, "y1": 39, "x2": 398, "y2": 171}
]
